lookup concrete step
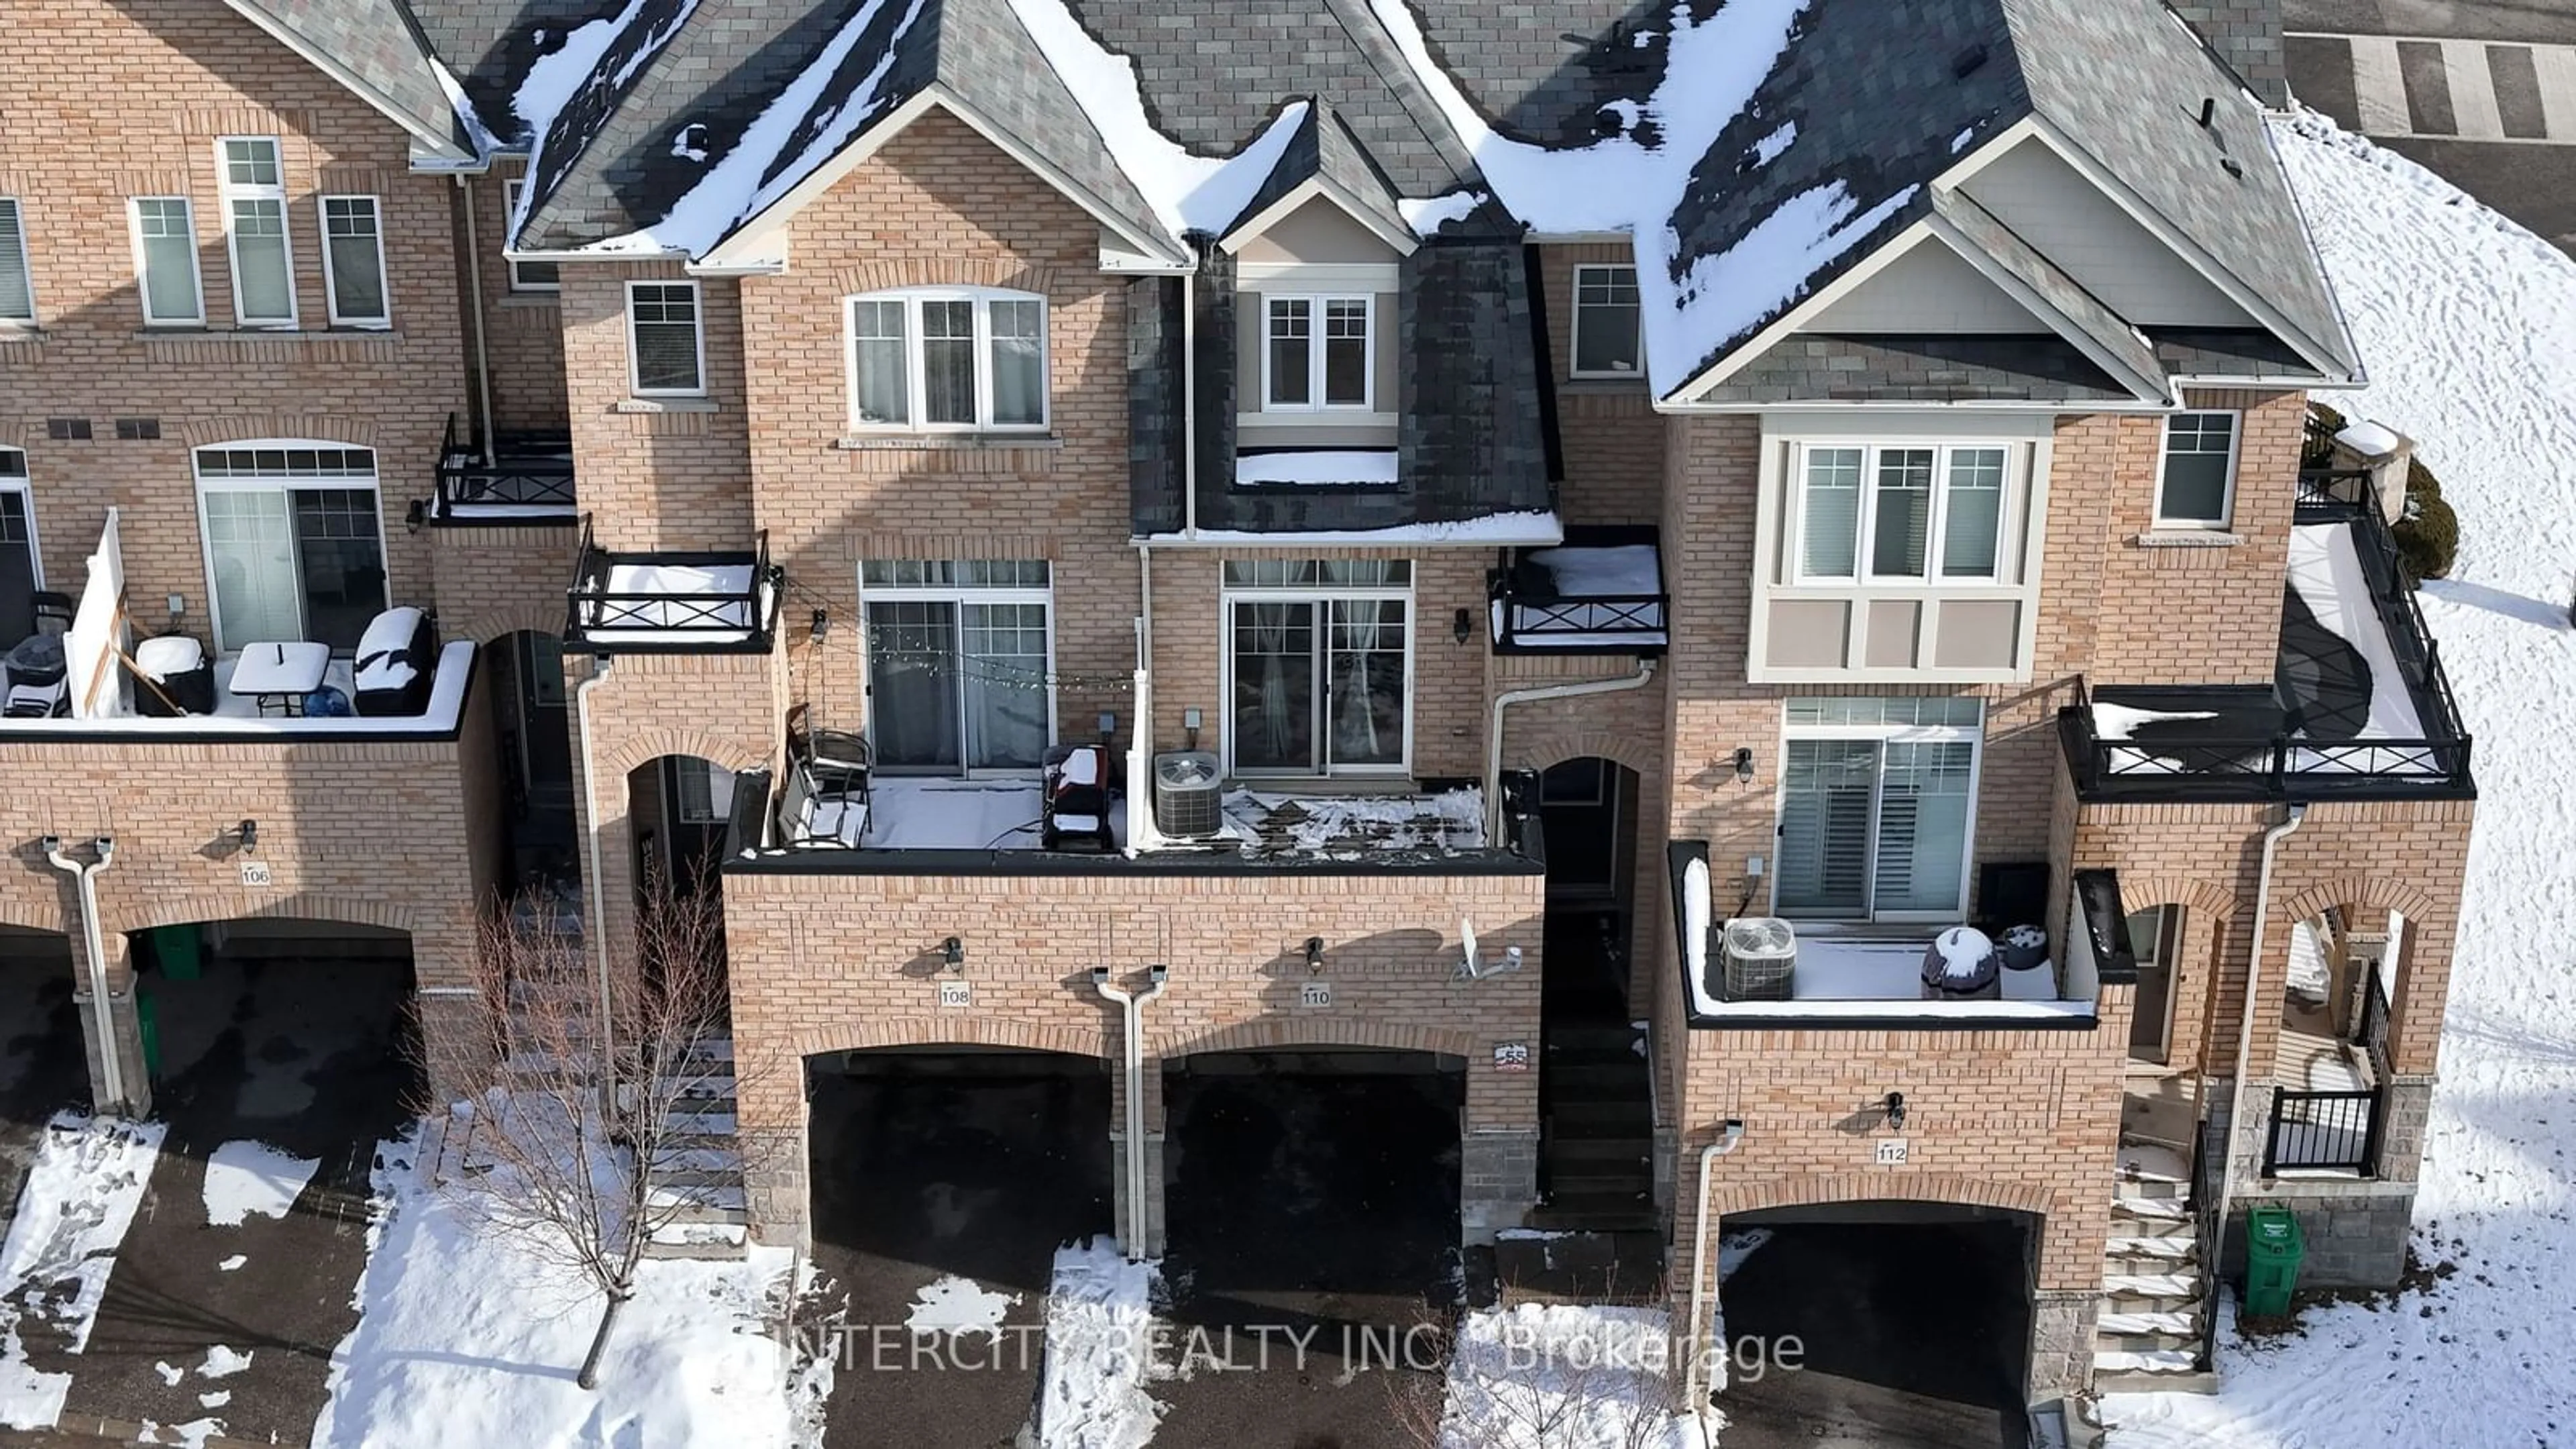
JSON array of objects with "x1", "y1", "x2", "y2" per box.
[
  {"x1": 2112, "y1": 1193, "x2": 2190, "y2": 1220},
  {"x1": 1546, "y1": 1170, "x2": 1654, "y2": 1199},
  {"x1": 2093, "y1": 1351, "x2": 2218, "y2": 1395},
  {"x1": 1549, "y1": 1098, "x2": 1653, "y2": 1128},
  {"x1": 2116, "y1": 1142, "x2": 2190, "y2": 1184},
  {"x1": 2108, "y1": 1231, "x2": 2196, "y2": 1258},
  {"x1": 1545, "y1": 1136, "x2": 1653, "y2": 1165},
  {"x1": 1548, "y1": 1065, "x2": 1649, "y2": 1101},
  {"x1": 649, "y1": 1182, "x2": 747, "y2": 1216},
  {"x1": 649, "y1": 1145, "x2": 744, "y2": 1174},
  {"x1": 1527, "y1": 1190, "x2": 1659, "y2": 1231},
  {"x1": 2096, "y1": 1309, "x2": 2197, "y2": 1338},
  {"x1": 645, "y1": 1165, "x2": 744, "y2": 1191},
  {"x1": 643, "y1": 1220, "x2": 749, "y2": 1260},
  {"x1": 2107, "y1": 1251, "x2": 2200, "y2": 1279},
  {"x1": 1546, "y1": 1024, "x2": 1644, "y2": 1053},
  {"x1": 667, "y1": 1108, "x2": 738, "y2": 1135},
  {"x1": 2104, "y1": 1272, "x2": 2198, "y2": 1299}
]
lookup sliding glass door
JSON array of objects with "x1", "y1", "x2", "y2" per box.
[
  {"x1": 195, "y1": 445, "x2": 386, "y2": 653},
  {"x1": 861, "y1": 561, "x2": 1053, "y2": 773},
  {"x1": 1774, "y1": 698, "x2": 1981, "y2": 921},
  {"x1": 1224, "y1": 560, "x2": 1411, "y2": 777}
]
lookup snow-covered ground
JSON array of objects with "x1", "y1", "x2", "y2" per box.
[
  {"x1": 0, "y1": 1114, "x2": 164, "y2": 1430},
  {"x1": 309, "y1": 1132, "x2": 829, "y2": 1448},
  {"x1": 201, "y1": 1139, "x2": 321, "y2": 1227},
  {"x1": 2104, "y1": 115, "x2": 2576, "y2": 1446},
  {"x1": 1436, "y1": 1303, "x2": 1703, "y2": 1449}
]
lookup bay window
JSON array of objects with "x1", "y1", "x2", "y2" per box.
[
  {"x1": 1263, "y1": 295, "x2": 1371, "y2": 410},
  {"x1": 1224, "y1": 559, "x2": 1409, "y2": 775},
  {"x1": 848, "y1": 288, "x2": 1047, "y2": 429},
  {"x1": 219, "y1": 138, "x2": 294, "y2": 327},
  {"x1": 2155, "y1": 411, "x2": 2239, "y2": 527},
  {"x1": 193, "y1": 445, "x2": 386, "y2": 653},
  {"x1": 861, "y1": 559, "x2": 1053, "y2": 771},
  {"x1": 1774, "y1": 696, "x2": 1981, "y2": 921},
  {"x1": 1795, "y1": 443, "x2": 2012, "y2": 583}
]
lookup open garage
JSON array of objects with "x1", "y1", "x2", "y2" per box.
[
  {"x1": 804, "y1": 1046, "x2": 1114, "y2": 1448},
  {"x1": 1714, "y1": 1201, "x2": 2040, "y2": 1449},
  {"x1": 1152, "y1": 1047, "x2": 1465, "y2": 1442}
]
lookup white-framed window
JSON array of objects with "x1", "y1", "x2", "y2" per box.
[
  {"x1": 502, "y1": 178, "x2": 559, "y2": 291},
  {"x1": 1773, "y1": 696, "x2": 1982, "y2": 922},
  {"x1": 847, "y1": 288, "x2": 1047, "y2": 430},
  {"x1": 1222, "y1": 559, "x2": 1411, "y2": 776},
  {"x1": 0, "y1": 199, "x2": 32, "y2": 323},
  {"x1": 217, "y1": 137, "x2": 295, "y2": 327},
  {"x1": 2155, "y1": 411, "x2": 2239, "y2": 527},
  {"x1": 1570, "y1": 263, "x2": 1639, "y2": 376},
  {"x1": 191, "y1": 443, "x2": 386, "y2": 653},
  {"x1": 318, "y1": 196, "x2": 388, "y2": 327},
  {"x1": 0, "y1": 448, "x2": 42, "y2": 644},
  {"x1": 671, "y1": 757, "x2": 737, "y2": 823},
  {"x1": 1263, "y1": 294, "x2": 1372, "y2": 411},
  {"x1": 627, "y1": 281, "x2": 704, "y2": 396},
  {"x1": 1792, "y1": 443, "x2": 2013, "y2": 584},
  {"x1": 860, "y1": 559, "x2": 1054, "y2": 772},
  {"x1": 130, "y1": 197, "x2": 204, "y2": 325}
]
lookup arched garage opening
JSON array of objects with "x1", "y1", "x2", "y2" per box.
[
  {"x1": 1716, "y1": 1200, "x2": 2041, "y2": 1447},
  {"x1": 1, "y1": 924, "x2": 84, "y2": 1203},
  {"x1": 802, "y1": 1044, "x2": 1112, "y2": 1443}
]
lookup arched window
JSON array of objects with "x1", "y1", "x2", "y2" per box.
[
  {"x1": 192, "y1": 442, "x2": 384, "y2": 652},
  {"x1": 847, "y1": 286, "x2": 1047, "y2": 431}
]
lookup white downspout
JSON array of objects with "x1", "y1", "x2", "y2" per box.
[
  {"x1": 1091, "y1": 965, "x2": 1169, "y2": 1260},
  {"x1": 1179, "y1": 269, "x2": 1197, "y2": 540},
  {"x1": 1484, "y1": 659, "x2": 1658, "y2": 841},
  {"x1": 1682, "y1": 1120, "x2": 1746, "y2": 1429},
  {"x1": 1126, "y1": 545, "x2": 1162, "y2": 858},
  {"x1": 456, "y1": 175, "x2": 496, "y2": 467},
  {"x1": 576, "y1": 655, "x2": 616, "y2": 1114},
  {"x1": 46, "y1": 836, "x2": 125, "y2": 1116},
  {"x1": 2206, "y1": 802, "x2": 2306, "y2": 1342}
]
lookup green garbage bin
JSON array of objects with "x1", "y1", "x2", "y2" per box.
[
  {"x1": 147, "y1": 924, "x2": 203, "y2": 981},
  {"x1": 2244, "y1": 1205, "x2": 2304, "y2": 1317},
  {"x1": 136, "y1": 987, "x2": 161, "y2": 1081}
]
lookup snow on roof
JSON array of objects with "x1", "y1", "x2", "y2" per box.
[
  {"x1": 1363, "y1": 0, "x2": 1909, "y2": 396},
  {"x1": 510, "y1": 0, "x2": 702, "y2": 247},
  {"x1": 2288, "y1": 521, "x2": 2428, "y2": 740},
  {"x1": 1148, "y1": 509, "x2": 1563, "y2": 547},
  {"x1": 1006, "y1": 0, "x2": 1308, "y2": 240},
  {"x1": 1233, "y1": 449, "x2": 1399, "y2": 487},
  {"x1": 1398, "y1": 189, "x2": 1484, "y2": 237}
]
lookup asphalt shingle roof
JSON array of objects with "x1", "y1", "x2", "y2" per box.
[
  {"x1": 1931, "y1": 186, "x2": 2163, "y2": 397},
  {"x1": 1221, "y1": 100, "x2": 1410, "y2": 243},
  {"x1": 229, "y1": 0, "x2": 480, "y2": 156},
  {"x1": 1693, "y1": 333, "x2": 2132, "y2": 405}
]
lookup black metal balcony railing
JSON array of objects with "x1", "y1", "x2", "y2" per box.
[
  {"x1": 435, "y1": 413, "x2": 577, "y2": 520},
  {"x1": 564, "y1": 517, "x2": 780, "y2": 653},
  {"x1": 1488, "y1": 525, "x2": 1670, "y2": 655},
  {"x1": 2263, "y1": 1085, "x2": 2383, "y2": 1175},
  {"x1": 2059, "y1": 468, "x2": 2473, "y2": 802}
]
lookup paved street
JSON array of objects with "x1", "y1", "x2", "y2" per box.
[{"x1": 2285, "y1": 0, "x2": 2576, "y2": 252}]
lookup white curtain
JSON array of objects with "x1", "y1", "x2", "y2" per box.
[
  {"x1": 1801, "y1": 448, "x2": 1861, "y2": 578},
  {"x1": 1233, "y1": 601, "x2": 1311, "y2": 770},
  {"x1": 203, "y1": 489, "x2": 301, "y2": 648}
]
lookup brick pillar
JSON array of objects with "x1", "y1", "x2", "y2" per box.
[
  {"x1": 69, "y1": 925, "x2": 150, "y2": 1118},
  {"x1": 1110, "y1": 1054, "x2": 1167, "y2": 1258},
  {"x1": 413, "y1": 987, "x2": 494, "y2": 1107}
]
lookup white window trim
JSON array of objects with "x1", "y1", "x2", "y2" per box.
[
  {"x1": 2151, "y1": 409, "x2": 2242, "y2": 529},
  {"x1": 626, "y1": 280, "x2": 706, "y2": 398},
  {"x1": 844, "y1": 287, "x2": 1051, "y2": 433},
  {"x1": 857, "y1": 565, "x2": 1059, "y2": 777},
  {"x1": 1219, "y1": 569, "x2": 1415, "y2": 779},
  {"x1": 128, "y1": 197, "x2": 205, "y2": 327},
  {"x1": 216, "y1": 137, "x2": 297, "y2": 329},
  {"x1": 1568, "y1": 262, "x2": 1640, "y2": 379},
  {"x1": 1261, "y1": 293, "x2": 1375, "y2": 412},
  {"x1": 0, "y1": 198, "x2": 34, "y2": 327},
  {"x1": 317, "y1": 195, "x2": 390, "y2": 329},
  {"x1": 502, "y1": 178, "x2": 558, "y2": 292},
  {"x1": 189, "y1": 440, "x2": 386, "y2": 655},
  {"x1": 2127, "y1": 904, "x2": 2183, "y2": 1068},
  {"x1": 0, "y1": 452, "x2": 42, "y2": 594},
  {"x1": 1788, "y1": 441, "x2": 2018, "y2": 587},
  {"x1": 1771, "y1": 704, "x2": 1984, "y2": 924}
]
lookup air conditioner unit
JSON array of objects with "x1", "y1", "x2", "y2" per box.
[
  {"x1": 1152, "y1": 751, "x2": 1224, "y2": 839},
  {"x1": 1719, "y1": 917, "x2": 1797, "y2": 1002}
]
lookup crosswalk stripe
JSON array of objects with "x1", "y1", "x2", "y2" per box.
[
  {"x1": 2443, "y1": 41, "x2": 2506, "y2": 139},
  {"x1": 2349, "y1": 36, "x2": 2413, "y2": 134},
  {"x1": 2536, "y1": 45, "x2": 2576, "y2": 141}
]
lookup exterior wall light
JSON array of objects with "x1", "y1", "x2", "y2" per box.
[
  {"x1": 236, "y1": 819, "x2": 258, "y2": 853},
  {"x1": 1304, "y1": 936, "x2": 1325, "y2": 974},
  {"x1": 1733, "y1": 747, "x2": 1756, "y2": 784},
  {"x1": 1453, "y1": 607, "x2": 1473, "y2": 645},
  {"x1": 1884, "y1": 1091, "x2": 1907, "y2": 1130},
  {"x1": 942, "y1": 936, "x2": 964, "y2": 973}
]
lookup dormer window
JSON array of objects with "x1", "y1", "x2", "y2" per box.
[
  {"x1": 1571, "y1": 264, "x2": 1640, "y2": 376},
  {"x1": 1263, "y1": 295, "x2": 1372, "y2": 411},
  {"x1": 848, "y1": 288, "x2": 1047, "y2": 430}
]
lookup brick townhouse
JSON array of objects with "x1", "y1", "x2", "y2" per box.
[{"x1": 0, "y1": 0, "x2": 2471, "y2": 1411}]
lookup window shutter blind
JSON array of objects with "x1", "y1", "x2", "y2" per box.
[
  {"x1": 1940, "y1": 447, "x2": 2006, "y2": 577},
  {"x1": 0, "y1": 201, "x2": 30, "y2": 319},
  {"x1": 1800, "y1": 449, "x2": 1862, "y2": 577}
]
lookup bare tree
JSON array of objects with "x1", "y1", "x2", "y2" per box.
[
  {"x1": 1388, "y1": 1280, "x2": 1694, "y2": 1449},
  {"x1": 419, "y1": 870, "x2": 748, "y2": 1389}
]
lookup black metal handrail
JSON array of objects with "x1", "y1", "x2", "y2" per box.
[
  {"x1": 565, "y1": 517, "x2": 777, "y2": 651},
  {"x1": 436, "y1": 411, "x2": 577, "y2": 517},
  {"x1": 2294, "y1": 466, "x2": 2371, "y2": 514},
  {"x1": 2263, "y1": 1086, "x2": 2383, "y2": 1175},
  {"x1": 2357, "y1": 961, "x2": 2393, "y2": 1077},
  {"x1": 2059, "y1": 682, "x2": 2470, "y2": 801},
  {"x1": 1487, "y1": 527, "x2": 1670, "y2": 655},
  {"x1": 2190, "y1": 1116, "x2": 2223, "y2": 1371}
]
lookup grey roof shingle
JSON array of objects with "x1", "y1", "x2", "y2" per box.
[
  {"x1": 1693, "y1": 333, "x2": 2133, "y2": 405},
  {"x1": 407, "y1": 0, "x2": 635, "y2": 143},
  {"x1": 228, "y1": 0, "x2": 479, "y2": 156},
  {"x1": 1220, "y1": 101, "x2": 1411, "y2": 243},
  {"x1": 1931, "y1": 186, "x2": 2163, "y2": 398}
]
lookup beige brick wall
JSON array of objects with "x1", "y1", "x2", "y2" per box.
[
  {"x1": 427, "y1": 524, "x2": 577, "y2": 643},
  {"x1": 0, "y1": 0, "x2": 470, "y2": 629},
  {"x1": 462, "y1": 164, "x2": 569, "y2": 435},
  {"x1": 1534, "y1": 243, "x2": 1665, "y2": 526},
  {"x1": 557, "y1": 261, "x2": 753, "y2": 553}
]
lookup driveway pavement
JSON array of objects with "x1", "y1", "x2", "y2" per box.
[
  {"x1": 19, "y1": 947, "x2": 417, "y2": 1447},
  {"x1": 0, "y1": 932, "x2": 85, "y2": 1247},
  {"x1": 1148, "y1": 1060, "x2": 1464, "y2": 1449},
  {"x1": 805, "y1": 1055, "x2": 1113, "y2": 1449}
]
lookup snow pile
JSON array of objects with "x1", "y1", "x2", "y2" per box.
[
  {"x1": 904, "y1": 1275, "x2": 1017, "y2": 1342},
  {"x1": 1930, "y1": 925, "x2": 1996, "y2": 982},
  {"x1": 1399, "y1": 190, "x2": 1487, "y2": 237},
  {"x1": 309, "y1": 1134, "x2": 825, "y2": 1448},
  {"x1": 1160, "y1": 510, "x2": 1564, "y2": 547},
  {"x1": 2102, "y1": 115, "x2": 2576, "y2": 1446},
  {"x1": 1364, "y1": 0, "x2": 1911, "y2": 394},
  {"x1": 1715, "y1": 1228, "x2": 1772, "y2": 1284},
  {"x1": 2090, "y1": 703, "x2": 2218, "y2": 740},
  {"x1": 1034, "y1": 1240, "x2": 1162, "y2": 1449},
  {"x1": 2286, "y1": 521, "x2": 2428, "y2": 739},
  {"x1": 201, "y1": 1140, "x2": 323, "y2": 1227},
  {"x1": 1234, "y1": 450, "x2": 1400, "y2": 487},
  {"x1": 1436, "y1": 1304, "x2": 1703, "y2": 1449},
  {"x1": 0, "y1": 1114, "x2": 166, "y2": 1430},
  {"x1": 1680, "y1": 857, "x2": 1711, "y2": 985},
  {"x1": 1224, "y1": 787, "x2": 1484, "y2": 855}
]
